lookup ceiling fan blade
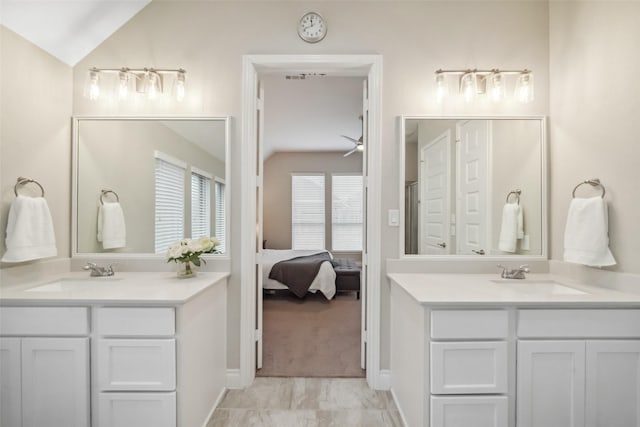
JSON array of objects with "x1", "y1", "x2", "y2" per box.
[
  {"x1": 343, "y1": 147, "x2": 359, "y2": 157},
  {"x1": 340, "y1": 135, "x2": 360, "y2": 145}
]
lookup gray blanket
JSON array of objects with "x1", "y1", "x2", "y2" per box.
[{"x1": 268, "y1": 252, "x2": 331, "y2": 298}]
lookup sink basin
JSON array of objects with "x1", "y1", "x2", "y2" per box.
[
  {"x1": 26, "y1": 277, "x2": 123, "y2": 292},
  {"x1": 490, "y1": 279, "x2": 588, "y2": 296}
]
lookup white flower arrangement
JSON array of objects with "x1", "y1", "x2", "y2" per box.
[{"x1": 166, "y1": 236, "x2": 221, "y2": 268}]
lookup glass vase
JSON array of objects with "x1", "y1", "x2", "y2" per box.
[{"x1": 177, "y1": 261, "x2": 196, "y2": 279}]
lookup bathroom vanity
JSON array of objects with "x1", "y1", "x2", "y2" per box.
[
  {"x1": 389, "y1": 273, "x2": 640, "y2": 427},
  {"x1": 0, "y1": 272, "x2": 229, "y2": 427}
]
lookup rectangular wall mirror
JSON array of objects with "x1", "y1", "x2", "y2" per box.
[
  {"x1": 400, "y1": 116, "x2": 547, "y2": 258},
  {"x1": 72, "y1": 117, "x2": 229, "y2": 257}
]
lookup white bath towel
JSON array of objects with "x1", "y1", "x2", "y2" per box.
[
  {"x1": 498, "y1": 203, "x2": 523, "y2": 253},
  {"x1": 98, "y1": 202, "x2": 126, "y2": 249},
  {"x1": 564, "y1": 197, "x2": 616, "y2": 267},
  {"x1": 2, "y1": 195, "x2": 57, "y2": 262}
]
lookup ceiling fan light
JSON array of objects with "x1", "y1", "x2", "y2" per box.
[{"x1": 356, "y1": 144, "x2": 364, "y2": 152}]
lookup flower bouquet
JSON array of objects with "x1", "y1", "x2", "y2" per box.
[{"x1": 166, "y1": 236, "x2": 220, "y2": 278}]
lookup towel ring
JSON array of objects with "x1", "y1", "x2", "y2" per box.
[
  {"x1": 572, "y1": 179, "x2": 606, "y2": 198},
  {"x1": 506, "y1": 189, "x2": 521, "y2": 204},
  {"x1": 100, "y1": 189, "x2": 120, "y2": 205},
  {"x1": 14, "y1": 177, "x2": 45, "y2": 197}
]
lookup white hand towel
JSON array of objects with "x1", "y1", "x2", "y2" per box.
[
  {"x1": 564, "y1": 197, "x2": 616, "y2": 267},
  {"x1": 2, "y1": 195, "x2": 57, "y2": 262},
  {"x1": 498, "y1": 203, "x2": 523, "y2": 253},
  {"x1": 98, "y1": 202, "x2": 126, "y2": 249}
]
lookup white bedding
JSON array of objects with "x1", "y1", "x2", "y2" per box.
[{"x1": 261, "y1": 249, "x2": 336, "y2": 299}]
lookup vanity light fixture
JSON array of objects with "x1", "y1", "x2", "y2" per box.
[
  {"x1": 86, "y1": 67, "x2": 187, "y2": 102},
  {"x1": 434, "y1": 68, "x2": 533, "y2": 103}
]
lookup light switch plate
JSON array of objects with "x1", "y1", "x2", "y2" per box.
[{"x1": 388, "y1": 209, "x2": 399, "y2": 226}]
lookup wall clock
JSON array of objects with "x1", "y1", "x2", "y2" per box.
[{"x1": 298, "y1": 12, "x2": 327, "y2": 43}]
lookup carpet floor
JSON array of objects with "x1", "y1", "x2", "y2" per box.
[{"x1": 257, "y1": 291, "x2": 365, "y2": 378}]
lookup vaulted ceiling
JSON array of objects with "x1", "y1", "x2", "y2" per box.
[{"x1": 0, "y1": 0, "x2": 151, "y2": 66}]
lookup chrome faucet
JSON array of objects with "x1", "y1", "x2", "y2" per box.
[
  {"x1": 83, "y1": 262, "x2": 114, "y2": 277},
  {"x1": 497, "y1": 264, "x2": 530, "y2": 279}
]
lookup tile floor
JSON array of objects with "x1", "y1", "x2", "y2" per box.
[{"x1": 207, "y1": 377, "x2": 403, "y2": 427}]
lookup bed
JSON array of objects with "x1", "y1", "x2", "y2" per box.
[{"x1": 262, "y1": 249, "x2": 336, "y2": 299}]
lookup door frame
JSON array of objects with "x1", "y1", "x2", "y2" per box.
[{"x1": 240, "y1": 55, "x2": 383, "y2": 389}]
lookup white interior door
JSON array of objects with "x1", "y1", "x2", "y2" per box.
[
  {"x1": 360, "y1": 79, "x2": 368, "y2": 370},
  {"x1": 456, "y1": 120, "x2": 489, "y2": 255},
  {"x1": 255, "y1": 83, "x2": 264, "y2": 370},
  {"x1": 419, "y1": 131, "x2": 451, "y2": 255}
]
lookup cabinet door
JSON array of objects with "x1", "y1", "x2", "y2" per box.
[
  {"x1": 431, "y1": 341, "x2": 508, "y2": 394},
  {"x1": 98, "y1": 392, "x2": 176, "y2": 427},
  {"x1": 0, "y1": 338, "x2": 22, "y2": 427},
  {"x1": 21, "y1": 337, "x2": 90, "y2": 427},
  {"x1": 586, "y1": 340, "x2": 640, "y2": 427},
  {"x1": 517, "y1": 340, "x2": 585, "y2": 427},
  {"x1": 431, "y1": 396, "x2": 508, "y2": 427},
  {"x1": 98, "y1": 339, "x2": 176, "y2": 391}
]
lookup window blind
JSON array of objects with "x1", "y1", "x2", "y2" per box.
[
  {"x1": 215, "y1": 179, "x2": 226, "y2": 253},
  {"x1": 155, "y1": 153, "x2": 186, "y2": 254},
  {"x1": 191, "y1": 171, "x2": 211, "y2": 239},
  {"x1": 332, "y1": 175, "x2": 363, "y2": 251},
  {"x1": 292, "y1": 174, "x2": 325, "y2": 250}
]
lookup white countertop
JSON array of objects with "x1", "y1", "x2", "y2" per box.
[
  {"x1": 388, "y1": 273, "x2": 640, "y2": 307},
  {"x1": 0, "y1": 271, "x2": 230, "y2": 305}
]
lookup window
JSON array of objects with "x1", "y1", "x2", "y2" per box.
[
  {"x1": 191, "y1": 167, "x2": 212, "y2": 239},
  {"x1": 215, "y1": 178, "x2": 226, "y2": 253},
  {"x1": 291, "y1": 174, "x2": 325, "y2": 250},
  {"x1": 332, "y1": 174, "x2": 363, "y2": 251},
  {"x1": 154, "y1": 152, "x2": 186, "y2": 254}
]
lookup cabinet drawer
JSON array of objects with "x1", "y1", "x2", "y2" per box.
[
  {"x1": 431, "y1": 310, "x2": 508, "y2": 339},
  {"x1": 431, "y1": 341, "x2": 508, "y2": 394},
  {"x1": 98, "y1": 392, "x2": 176, "y2": 427},
  {"x1": 0, "y1": 307, "x2": 88, "y2": 336},
  {"x1": 98, "y1": 339, "x2": 176, "y2": 391},
  {"x1": 97, "y1": 307, "x2": 175, "y2": 336},
  {"x1": 518, "y1": 309, "x2": 640, "y2": 338},
  {"x1": 431, "y1": 396, "x2": 508, "y2": 427}
]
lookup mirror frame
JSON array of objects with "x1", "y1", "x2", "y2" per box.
[
  {"x1": 398, "y1": 115, "x2": 548, "y2": 260},
  {"x1": 71, "y1": 116, "x2": 231, "y2": 260}
]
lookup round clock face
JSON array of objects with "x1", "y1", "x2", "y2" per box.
[{"x1": 298, "y1": 12, "x2": 327, "y2": 43}]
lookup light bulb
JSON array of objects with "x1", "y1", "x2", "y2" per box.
[
  {"x1": 176, "y1": 70, "x2": 186, "y2": 102},
  {"x1": 489, "y1": 72, "x2": 503, "y2": 102},
  {"x1": 461, "y1": 73, "x2": 475, "y2": 102},
  {"x1": 516, "y1": 72, "x2": 534, "y2": 103},
  {"x1": 118, "y1": 70, "x2": 129, "y2": 100},
  {"x1": 88, "y1": 69, "x2": 100, "y2": 100},
  {"x1": 435, "y1": 73, "x2": 448, "y2": 103}
]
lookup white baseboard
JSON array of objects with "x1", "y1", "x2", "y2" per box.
[
  {"x1": 390, "y1": 387, "x2": 409, "y2": 427},
  {"x1": 201, "y1": 387, "x2": 227, "y2": 427},
  {"x1": 377, "y1": 369, "x2": 391, "y2": 390},
  {"x1": 226, "y1": 369, "x2": 243, "y2": 389}
]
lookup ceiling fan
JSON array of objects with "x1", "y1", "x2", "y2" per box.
[{"x1": 340, "y1": 115, "x2": 364, "y2": 157}]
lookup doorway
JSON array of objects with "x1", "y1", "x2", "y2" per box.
[{"x1": 240, "y1": 55, "x2": 383, "y2": 389}]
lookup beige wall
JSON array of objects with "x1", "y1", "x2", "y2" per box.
[
  {"x1": 549, "y1": 1, "x2": 640, "y2": 274},
  {"x1": 77, "y1": 120, "x2": 224, "y2": 253},
  {"x1": 0, "y1": 26, "x2": 72, "y2": 266},
  {"x1": 263, "y1": 151, "x2": 363, "y2": 256},
  {"x1": 69, "y1": 1, "x2": 549, "y2": 369}
]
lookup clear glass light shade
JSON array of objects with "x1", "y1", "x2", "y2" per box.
[
  {"x1": 87, "y1": 70, "x2": 100, "y2": 100},
  {"x1": 516, "y1": 72, "x2": 534, "y2": 103},
  {"x1": 147, "y1": 72, "x2": 161, "y2": 100},
  {"x1": 489, "y1": 73, "x2": 504, "y2": 102},
  {"x1": 118, "y1": 71, "x2": 130, "y2": 100},
  {"x1": 460, "y1": 73, "x2": 476, "y2": 102},
  {"x1": 435, "y1": 73, "x2": 448, "y2": 103},
  {"x1": 175, "y1": 71, "x2": 186, "y2": 102}
]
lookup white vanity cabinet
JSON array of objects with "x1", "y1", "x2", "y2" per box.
[
  {"x1": 0, "y1": 307, "x2": 90, "y2": 427},
  {"x1": 517, "y1": 309, "x2": 640, "y2": 427}
]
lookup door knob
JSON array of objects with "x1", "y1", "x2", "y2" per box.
[
  {"x1": 437, "y1": 242, "x2": 446, "y2": 248},
  {"x1": 472, "y1": 249, "x2": 486, "y2": 255}
]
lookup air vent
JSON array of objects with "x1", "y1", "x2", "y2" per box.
[{"x1": 285, "y1": 73, "x2": 327, "y2": 80}]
